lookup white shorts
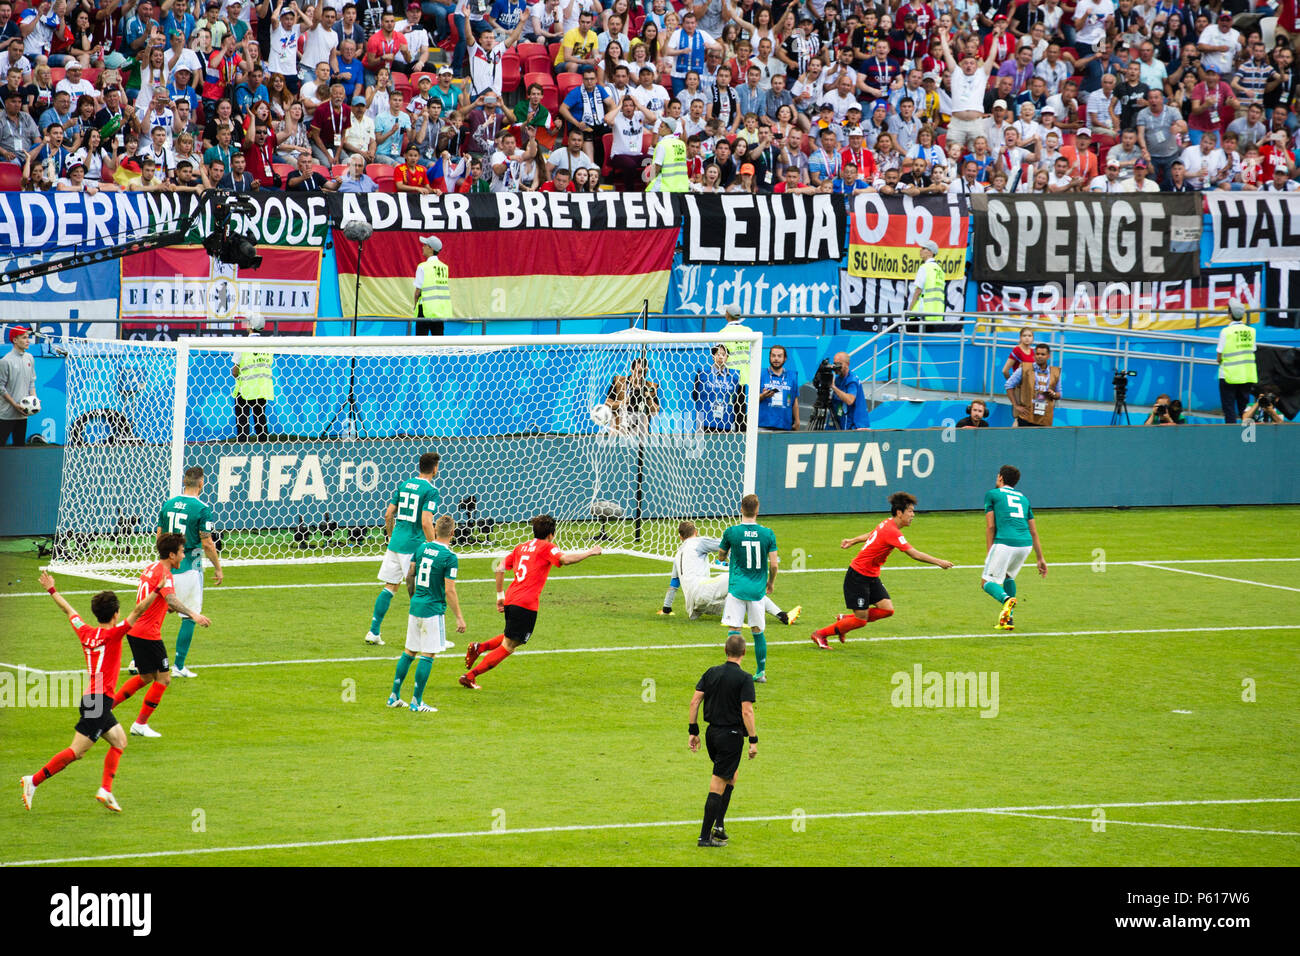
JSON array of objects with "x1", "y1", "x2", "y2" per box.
[
  {"x1": 406, "y1": 614, "x2": 448, "y2": 655},
  {"x1": 982, "y1": 544, "x2": 1032, "y2": 583},
  {"x1": 946, "y1": 116, "x2": 986, "y2": 149},
  {"x1": 683, "y1": 573, "x2": 728, "y2": 618},
  {"x1": 378, "y1": 549, "x2": 414, "y2": 586},
  {"x1": 721, "y1": 593, "x2": 765, "y2": 630},
  {"x1": 173, "y1": 568, "x2": 203, "y2": 618}
]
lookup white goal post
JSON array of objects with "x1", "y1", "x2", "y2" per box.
[{"x1": 51, "y1": 329, "x2": 763, "y2": 573}]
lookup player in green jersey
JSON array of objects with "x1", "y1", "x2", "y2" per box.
[
  {"x1": 717, "y1": 494, "x2": 779, "y2": 683},
  {"x1": 154, "y1": 466, "x2": 222, "y2": 679},
  {"x1": 389, "y1": 515, "x2": 466, "y2": 713},
  {"x1": 982, "y1": 465, "x2": 1048, "y2": 630},
  {"x1": 366, "y1": 452, "x2": 442, "y2": 646}
]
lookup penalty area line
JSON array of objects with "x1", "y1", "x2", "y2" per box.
[
  {"x1": 984, "y1": 810, "x2": 1300, "y2": 838},
  {"x1": 1135, "y1": 563, "x2": 1300, "y2": 593},
  {"x1": 6, "y1": 623, "x2": 1297, "y2": 675},
  {"x1": 4, "y1": 797, "x2": 1297, "y2": 867}
]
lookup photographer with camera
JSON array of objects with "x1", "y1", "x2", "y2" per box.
[
  {"x1": 1242, "y1": 386, "x2": 1288, "y2": 425},
  {"x1": 828, "y1": 351, "x2": 869, "y2": 431},
  {"x1": 1143, "y1": 393, "x2": 1183, "y2": 426},
  {"x1": 1005, "y1": 344, "x2": 1061, "y2": 427}
]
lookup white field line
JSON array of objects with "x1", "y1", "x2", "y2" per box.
[
  {"x1": 4, "y1": 797, "x2": 1297, "y2": 867},
  {"x1": 985, "y1": 810, "x2": 1300, "y2": 838},
  {"x1": 1136, "y1": 563, "x2": 1300, "y2": 594},
  {"x1": 5, "y1": 624, "x2": 1297, "y2": 676},
  {"x1": 7, "y1": 556, "x2": 1300, "y2": 599}
]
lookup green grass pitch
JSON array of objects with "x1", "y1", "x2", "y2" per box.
[{"x1": 1, "y1": 506, "x2": 1297, "y2": 867}]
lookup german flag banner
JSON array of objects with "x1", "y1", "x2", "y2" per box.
[
  {"x1": 330, "y1": 193, "x2": 679, "y2": 318},
  {"x1": 847, "y1": 194, "x2": 970, "y2": 281}
]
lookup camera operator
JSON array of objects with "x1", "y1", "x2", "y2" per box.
[
  {"x1": 830, "y1": 351, "x2": 869, "y2": 431},
  {"x1": 957, "y1": 400, "x2": 990, "y2": 428},
  {"x1": 1143, "y1": 394, "x2": 1183, "y2": 426},
  {"x1": 757, "y1": 345, "x2": 800, "y2": 432},
  {"x1": 606, "y1": 357, "x2": 661, "y2": 436},
  {"x1": 1242, "y1": 386, "x2": 1288, "y2": 425}
]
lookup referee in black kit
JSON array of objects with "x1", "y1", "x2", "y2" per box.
[{"x1": 688, "y1": 634, "x2": 758, "y2": 847}]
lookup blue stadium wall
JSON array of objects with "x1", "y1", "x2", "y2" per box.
[{"x1": 4, "y1": 426, "x2": 1298, "y2": 537}]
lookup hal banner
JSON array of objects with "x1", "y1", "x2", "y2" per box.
[
  {"x1": 970, "y1": 265, "x2": 1262, "y2": 331},
  {"x1": 847, "y1": 193, "x2": 969, "y2": 280},
  {"x1": 970, "y1": 194, "x2": 1202, "y2": 282},
  {"x1": 679, "y1": 194, "x2": 845, "y2": 265},
  {"x1": 333, "y1": 193, "x2": 678, "y2": 318},
  {"x1": 1205, "y1": 193, "x2": 1300, "y2": 264}
]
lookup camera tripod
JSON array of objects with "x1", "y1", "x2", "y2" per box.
[
  {"x1": 1110, "y1": 383, "x2": 1130, "y2": 425},
  {"x1": 807, "y1": 401, "x2": 834, "y2": 431}
]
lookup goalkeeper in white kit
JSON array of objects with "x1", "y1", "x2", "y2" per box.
[{"x1": 658, "y1": 521, "x2": 800, "y2": 625}]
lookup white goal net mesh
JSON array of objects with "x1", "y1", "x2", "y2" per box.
[{"x1": 52, "y1": 332, "x2": 759, "y2": 571}]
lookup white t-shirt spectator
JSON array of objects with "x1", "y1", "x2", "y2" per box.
[
  {"x1": 609, "y1": 108, "x2": 645, "y2": 157},
  {"x1": 302, "y1": 23, "x2": 340, "y2": 72},
  {"x1": 269, "y1": 23, "x2": 302, "y2": 77},
  {"x1": 138, "y1": 140, "x2": 176, "y2": 173},
  {"x1": 468, "y1": 43, "x2": 504, "y2": 97},
  {"x1": 1073, "y1": 0, "x2": 1114, "y2": 48},
  {"x1": 819, "y1": 88, "x2": 858, "y2": 123},
  {"x1": 169, "y1": 48, "x2": 203, "y2": 76},
  {"x1": 561, "y1": 0, "x2": 599, "y2": 31},
  {"x1": 397, "y1": 26, "x2": 430, "y2": 68},
  {"x1": 1086, "y1": 89, "x2": 1118, "y2": 132},
  {"x1": 490, "y1": 147, "x2": 522, "y2": 191},
  {"x1": 1197, "y1": 25, "x2": 1241, "y2": 77},
  {"x1": 1180, "y1": 144, "x2": 1227, "y2": 188},
  {"x1": 1119, "y1": 175, "x2": 1159, "y2": 192},
  {"x1": 1089, "y1": 173, "x2": 1123, "y2": 192},
  {"x1": 631, "y1": 82, "x2": 671, "y2": 118},
  {"x1": 56, "y1": 77, "x2": 96, "y2": 111},
  {"x1": 949, "y1": 66, "x2": 988, "y2": 114},
  {"x1": 1035, "y1": 60, "x2": 1069, "y2": 95}
]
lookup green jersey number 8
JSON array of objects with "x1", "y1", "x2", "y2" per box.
[{"x1": 416, "y1": 556, "x2": 433, "y2": 588}]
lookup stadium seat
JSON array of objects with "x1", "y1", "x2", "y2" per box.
[
  {"x1": 0, "y1": 163, "x2": 22, "y2": 191},
  {"x1": 936, "y1": 133, "x2": 946, "y2": 149},
  {"x1": 524, "y1": 70, "x2": 554, "y2": 90},
  {"x1": 600, "y1": 133, "x2": 614, "y2": 177},
  {"x1": 524, "y1": 53, "x2": 554, "y2": 79},
  {"x1": 331, "y1": 164, "x2": 349, "y2": 178},
  {"x1": 410, "y1": 71, "x2": 436, "y2": 88},
  {"x1": 272, "y1": 162, "x2": 296, "y2": 181},
  {"x1": 313, "y1": 164, "x2": 330, "y2": 179},
  {"x1": 49, "y1": 67, "x2": 65, "y2": 85},
  {"x1": 515, "y1": 42, "x2": 546, "y2": 60},
  {"x1": 547, "y1": 42, "x2": 561, "y2": 64},
  {"x1": 629, "y1": 13, "x2": 645, "y2": 33},
  {"x1": 557, "y1": 72, "x2": 582, "y2": 99},
  {"x1": 502, "y1": 50, "x2": 521, "y2": 92},
  {"x1": 81, "y1": 67, "x2": 100, "y2": 85},
  {"x1": 641, "y1": 131, "x2": 654, "y2": 154},
  {"x1": 367, "y1": 163, "x2": 396, "y2": 189},
  {"x1": 392, "y1": 73, "x2": 412, "y2": 92}
]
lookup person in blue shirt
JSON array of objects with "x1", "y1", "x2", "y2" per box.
[
  {"x1": 757, "y1": 345, "x2": 800, "y2": 431},
  {"x1": 334, "y1": 38, "x2": 366, "y2": 101},
  {"x1": 830, "y1": 350, "x2": 869, "y2": 430},
  {"x1": 162, "y1": 7, "x2": 196, "y2": 43},
  {"x1": 488, "y1": 0, "x2": 528, "y2": 33},
  {"x1": 38, "y1": 90, "x2": 73, "y2": 132},
  {"x1": 693, "y1": 344, "x2": 742, "y2": 433},
  {"x1": 831, "y1": 160, "x2": 872, "y2": 210}
]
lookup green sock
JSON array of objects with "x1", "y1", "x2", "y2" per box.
[
  {"x1": 753, "y1": 630, "x2": 766, "y2": 673},
  {"x1": 174, "y1": 618, "x2": 196, "y2": 669},
  {"x1": 391, "y1": 652, "x2": 414, "y2": 697},
  {"x1": 370, "y1": 589, "x2": 393, "y2": 634},
  {"x1": 1004, "y1": 576, "x2": 1017, "y2": 598},
  {"x1": 983, "y1": 580, "x2": 1008, "y2": 603},
  {"x1": 412, "y1": 656, "x2": 433, "y2": 704}
]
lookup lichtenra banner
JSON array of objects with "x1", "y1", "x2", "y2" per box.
[
  {"x1": 679, "y1": 194, "x2": 845, "y2": 264},
  {"x1": 847, "y1": 193, "x2": 970, "y2": 280},
  {"x1": 1205, "y1": 193, "x2": 1300, "y2": 264},
  {"x1": 667, "y1": 256, "x2": 840, "y2": 316},
  {"x1": 970, "y1": 194, "x2": 1202, "y2": 282}
]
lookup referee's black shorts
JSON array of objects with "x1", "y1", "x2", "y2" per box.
[
  {"x1": 843, "y1": 567, "x2": 889, "y2": 610},
  {"x1": 705, "y1": 724, "x2": 744, "y2": 780}
]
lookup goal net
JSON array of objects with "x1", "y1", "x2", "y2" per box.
[{"x1": 51, "y1": 330, "x2": 761, "y2": 573}]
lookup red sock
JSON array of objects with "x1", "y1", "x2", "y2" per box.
[
  {"x1": 836, "y1": 616, "x2": 868, "y2": 636},
  {"x1": 813, "y1": 615, "x2": 845, "y2": 639},
  {"x1": 470, "y1": 645, "x2": 512, "y2": 677},
  {"x1": 113, "y1": 675, "x2": 146, "y2": 706},
  {"x1": 867, "y1": 607, "x2": 894, "y2": 623},
  {"x1": 101, "y1": 747, "x2": 122, "y2": 791},
  {"x1": 136, "y1": 682, "x2": 166, "y2": 726},
  {"x1": 33, "y1": 747, "x2": 76, "y2": 786},
  {"x1": 481, "y1": 634, "x2": 504, "y2": 652}
]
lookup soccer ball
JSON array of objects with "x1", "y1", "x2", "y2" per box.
[
  {"x1": 19, "y1": 395, "x2": 40, "y2": 415},
  {"x1": 590, "y1": 403, "x2": 613, "y2": 427}
]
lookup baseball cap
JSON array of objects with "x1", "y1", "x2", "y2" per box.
[
  {"x1": 993, "y1": 99, "x2": 1008, "y2": 109},
  {"x1": 1041, "y1": 105, "x2": 1056, "y2": 114},
  {"x1": 417, "y1": 73, "x2": 433, "y2": 83},
  {"x1": 847, "y1": 126, "x2": 864, "y2": 137},
  {"x1": 740, "y1": 162, "x2": 755, "y2": 175},
  {"x1": 922, "y1": 71, "x2": 939, "y2": 82},
  {"x1": 918, "y1": 239, "x2": 939, "y2": 254},
  {"x1": 351, "y1": 95, "x2": 366, "y2": 105},
  {"x1": 1218, "y1": 11, "x2": 1233, "y2": 21},
  {"x1": 173, "y1": 93, "x2": 190, "y2": 103},
  {"x1": 903, "y1": 12, "x2": 917, "y2": 20},
  {"x1": 421, "y1": 235, "x2": 442, "y2": 253},
  {"x1": 205, "y1": 1, "x2": 219, "y2": 8},
  {"x1": 66, "y1": 61, "x2": 82, "y2": 70},
  {"x1": 1077, "y1": 127, "x2": 1092, "y2": 137},
  {"x1": 1106, "y1": 158, "x2": 1120, "y2": 168},
  {"x1": 408, "y1": 1, "x2": 422, "y2": 8},
  {"x1": 994, "y1": 13, "x2": 1008, "y2": 20},
  {"x1": 438, "y1": 66, "x2": 454, "y2": 75},
  {"x1": 7, "y1": 326, "x2": 32, "y2": 342},
  {"x1": 847, "y1": 103, "x2": 863, "y2": 112},
  {"x1": 1134, "y1": 159, "x2": 1148, "y2": 168}
]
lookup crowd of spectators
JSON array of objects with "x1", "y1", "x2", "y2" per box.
[{"x1": 0, "y1": 0, "x2": 1296, "y2": 194}]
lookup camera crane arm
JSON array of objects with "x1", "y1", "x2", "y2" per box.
[{"x1": 0, "y1": 191, "x2": 251, "y2": 290}]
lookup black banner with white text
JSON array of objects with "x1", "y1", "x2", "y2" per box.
[{"x1": 680, "y1": 193, "x2": 846, "y2": 265}]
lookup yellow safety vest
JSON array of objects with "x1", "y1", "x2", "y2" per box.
[
  {"x1": 723, "y1": 322, "x2": 751, "y2": 386},
  {"x1": 419, "y1": 255, "x2": 452, "y2": 319},
  {"x1": 1220, "y1": 322, "x2": 1257, "y2": 385},
  {"x1": 916, "y1": 259, "x2": 946, "y2": 320},
  {"x1": 647, "y1": 135, "x2": 689, "y2": 193},
  {"x1": 233, "y1": 351, "x2": 274, "y2": 401}
]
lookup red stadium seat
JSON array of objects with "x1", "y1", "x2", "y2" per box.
[
  {"x1": 81, "y1": 67, "x2": 100, "y2": 85},
  {"x1": 547, "y1": 42, "x2": 561, "y2": 63},
  {"x1": 641, "y1": 131, "x2": 654, "y2": 153},
  {"x1": 392, "y1": 72, "x2": 412, "y2": 91},
  {"x1": 502, "y1": 50, "x2": 521, "y2": 92},
  {"x1": 600, "y1": 132, "x2": 614, "y2": 177},
  {"x1": 557, "y1": 72, "x2": 582, "y2": 99},
  {"x1": 515, "y1": 42, "x2": 546, "y2": 60},
  {"x1": 49, "y1": 67, "x2": 65, "y2": 85},
  {"x1": 331, "y1": 164, "x2": 349, "y2": 178},
  {"x1": 272, "y1": 162, "x2": 296, "y2": 181},
  {"x1": 313, "y1": 164, "x2": 330, "y2": 179},
  {"x1": 524, "y1": 53, "x2": 555, "y2": 78},
  {"x1": 0, "y1": 163, "x2": 22, "y2": 191}
]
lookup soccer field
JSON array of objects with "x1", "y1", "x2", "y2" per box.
[{"x1": 1, "y1": 506, "x2": 1298, "y2": 867}]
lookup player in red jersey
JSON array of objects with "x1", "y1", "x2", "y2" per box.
[
  {"x1": 112, "y1": 533, "x2": 211, "y2": 738},
  {"x1": 459, "y1": 514, "x2": 602, "y2": 689},
  {"x1": 810, "y1": 492, "x2": 954, "y2": 648},
  {"x1": 21, "y1": 572, "x2": 145, "y2": 812}
]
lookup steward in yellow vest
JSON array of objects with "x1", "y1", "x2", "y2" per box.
[
  {"x1": 232, "y1": 318, "x2": 274, "y2": 441},
  {"x1": 415, "y1": 234, "x2": 452, "y2": 336}
]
